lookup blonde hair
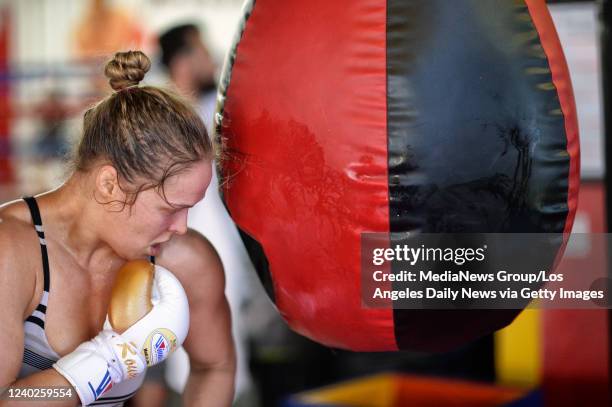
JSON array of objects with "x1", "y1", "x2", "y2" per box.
[{"x1": 73, "y1": 50, "x2": 212, "y2": 205}]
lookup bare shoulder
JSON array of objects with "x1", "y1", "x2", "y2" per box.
[
  {"x1": 159, "y1": 232, "x2": 234, "y2": 375},
  {"x1": 0, "y1": 216, "x2": 40, "y2": 320},
  {"x1": 0, "y1": 197, "x2": 33, "y2": 222},
  {"x1": 156, "y1": 229, "x2": 225, "y2": 300},
  {"x1": 0, "y1": 215, "x2": 40, "y2": 265},
  {"x1": 0, "y1": 210, "x2": 41, "y2": 386}
]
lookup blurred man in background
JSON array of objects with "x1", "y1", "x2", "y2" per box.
[{"x1": 159, "y1": 24, "x2": 217, "y2": 126}]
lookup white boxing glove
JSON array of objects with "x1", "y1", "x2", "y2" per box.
[
  {"x1": 53, "y1": 330, "x2": 146, "y2": 406},
  {"x1": 106, "y1": 265, "x2": 190, "y2": 366}
]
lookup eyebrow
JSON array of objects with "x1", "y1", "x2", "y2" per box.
[{"x1": 166, "y1": 190, "x2": 207, "y2": 209}]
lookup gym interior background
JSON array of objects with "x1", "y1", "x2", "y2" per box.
[{"x1": 0, "y1": 0, "x2": 608, "y2": 406}]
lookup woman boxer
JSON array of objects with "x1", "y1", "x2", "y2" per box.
[{"x1": 0, "y1": 51, "x2": 235, "y2": 406}]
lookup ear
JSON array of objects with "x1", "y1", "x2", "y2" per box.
[{"x1": 95, "y1": 165, "x2": 123, "y2": 202}]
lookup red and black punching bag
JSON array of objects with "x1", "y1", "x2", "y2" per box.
[{"x1": 216, "y1": 0, "x2": 579, "y2": 351}]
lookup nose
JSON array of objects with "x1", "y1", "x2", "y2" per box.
[{"x1": 169, "y1": 209, "x2": 189, "y2": 235}]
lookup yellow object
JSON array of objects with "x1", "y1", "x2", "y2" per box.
[
  {"x1": 108, "y1": 260, "x2": 154, "y2": 333},
  {"x1": 495, "y1": 308, "x2": 541, "y2": 387},
  {"x1": 301, "y1": 374, "x2": 395, "y2": 407}
]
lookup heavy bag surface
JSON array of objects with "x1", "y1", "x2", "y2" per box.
[{"x1": 216, "y1": 0, "x2": 579, "y2": 351}]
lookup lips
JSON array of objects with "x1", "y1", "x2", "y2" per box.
[
  {"x1": 149, "y1": 237, "x2": 173, "y2": 256},
  {"x1": 150, "y1": 244, "x2": 161, "y2": 256}
]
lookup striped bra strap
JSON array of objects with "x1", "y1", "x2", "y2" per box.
[{"x1": 23, "y1": 196, "x2": 50, "y2": 329}]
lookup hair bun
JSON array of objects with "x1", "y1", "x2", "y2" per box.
[{"x1": 105, "y1": 50, "x2": 151, "y2": 91}]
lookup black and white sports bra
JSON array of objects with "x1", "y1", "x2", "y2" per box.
[{"x1": 18, "y1": 196, "x2": 145, "y2": 406}]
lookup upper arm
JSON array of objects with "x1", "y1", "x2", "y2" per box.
[
  {"x1": 158, "y1": 229, "x2": 235, "y2": 372},
  {"x1": 0, "y1": 220, "x2": 37, "y2": 386}
]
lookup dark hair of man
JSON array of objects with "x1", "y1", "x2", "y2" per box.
[{"x1": 158, "y1": 24, "x2": 200, "y2": 69}]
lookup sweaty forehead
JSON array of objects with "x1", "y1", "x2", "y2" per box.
[{"x1": 163, "y1": 161, "x2": 212, "y2": 202}]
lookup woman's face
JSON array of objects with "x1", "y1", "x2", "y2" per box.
[{"x1": 107, "y1": 159, "x2": 212, "y2": 259}]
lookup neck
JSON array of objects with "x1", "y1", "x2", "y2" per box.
[{"x1": 40, "y1": 173, "x2": 121, "y2": 272}]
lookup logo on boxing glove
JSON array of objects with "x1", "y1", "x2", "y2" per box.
[
  {"x1": 142, "y1": 328, "x2": 178, "y2": 365},
  {"x1": 87, "y1": 370, "x2": 113, "y2": 401},
  {"x1": 114, "y1": 340, "x2": 143, "y2": 380}
]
